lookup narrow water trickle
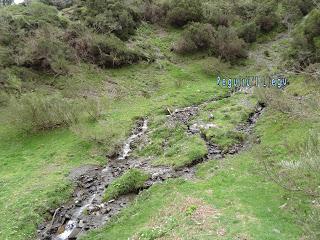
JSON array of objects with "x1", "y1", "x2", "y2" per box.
[{"x1": 38, "y1": 103, "x2": 265, "y2": 240}]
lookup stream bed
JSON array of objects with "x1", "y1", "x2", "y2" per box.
[{"x1": 38, "y1": 101, "x2": 264, "y2": 240}]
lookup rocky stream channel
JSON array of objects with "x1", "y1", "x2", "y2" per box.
[{"x1": 38, "y1": 97, "x2": 264, "y2": 240}]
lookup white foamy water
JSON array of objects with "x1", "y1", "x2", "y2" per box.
[
  {"x1": 56, "y1": 194, "x2": 96, "y2": 240},
  {"x1": 55, "y1": 120, "x2": 148, "y2": 239},
  {"x1": 118, "y1": 119, "x2": 148, "y2": 160}
]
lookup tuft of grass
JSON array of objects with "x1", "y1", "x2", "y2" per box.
[{"x1": 103, "y1": 169, "x2": 150, "y2": 202}]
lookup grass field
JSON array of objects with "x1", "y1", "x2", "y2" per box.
[{"x1": 0, "y1": 24, "x2": 319, "y2": 240}]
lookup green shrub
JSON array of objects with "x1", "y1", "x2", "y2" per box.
[
  {"x1": 213, "y1": 26, "x2": 247, "y2": 62},
  {"x1": 5, "y1": 93, "x2": 83, "y2": 132},
  {"x1": 87, "y1": 34, "x2": 144, "y2": 68},
  {"x1": 140, "y1": 0, "x2": 168, "y2": 24},
  {"x1": 288, "y1": 9, "x2": 320, "y2": 68},
  {"x1": 17, "y1": 26, "x2": 74, "y2": 75},
  {"x1": 0, "y1": 69, "x2": 21, "y2": 93},
  {"x1": 234, "y1": 1, "x2": 259, "y2": 20},
  {"x1": 103, "y1": 168, "x2": 150, "y2": 201},
  {"x1": 174, "y1": 22, "x2": 215, "y2": 53},
  {"x1": 0, "y1": 2, "x2": 66, "y2": 35},
  {"x1": 0, "y1": 46, "x2": 13, "y2": 67},
  {"x1": 211, "y1": 14, "x2": 230, "y2": 28},
  {"x1": 84, "y1": 0, "x2": 141, "y2": 40},
  {"x1": 41, "y1": 0, "x2": 74, "y2": 10},
  {"x1": 256, "y1": 14, "x2": 278, "y2": 33},
  {"x1": 166, "y1": 0, "x2": 203, "y2": 27},
  {"x1": 238, "y1": 22, "x2": 258, "y2": 43}
]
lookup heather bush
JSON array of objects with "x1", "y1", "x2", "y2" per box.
[
  {"x1": 174, "y1": 22, "x2": 215, "y2": 53},
  {"x1": 0, "y1": 69, "x2": 21, "y2": 94},
  {"x1": 140, "y1": 0, "x2": 168, "y2": 24},
  {"x1": 166, "y1": 0, "x2": 203, "y2": 27},
  {"x1": 84, "y1": 0, "x2": 141, "y2": 40},
  {"x1": 213, "y1": 26, "x2": 247, "y2": 62},
  {"x1": 87, "y1": 34, "x2": 144, "y2": 68},
  {"x1": 238, "y1": 22, "x2": 258, "y2": 43},
  {"x1": 287, "y1": 9, "x2": 320, "y2": 69},
  {"x1": 17, "y1": 26, "x2": 74, "y2": 75}
]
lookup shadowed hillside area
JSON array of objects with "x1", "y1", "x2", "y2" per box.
[{"x1": 0, "y1": 0, "x2": 320, "y2": 240}]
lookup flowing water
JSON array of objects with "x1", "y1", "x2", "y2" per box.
[{"x1": 38, "y1": 102, "x2": 264, "y2": 240}]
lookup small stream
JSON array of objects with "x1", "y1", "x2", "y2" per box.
[{"x1": 38, "y1": 102, "x2": 264, "y2": 240}]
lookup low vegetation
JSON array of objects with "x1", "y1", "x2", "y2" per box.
[
  {"x1": 0, "y1": 0, "x2": 320, "y2": 239},
  {"x1": 103, "y1": 169, "x2": 150, "y2": 202}
]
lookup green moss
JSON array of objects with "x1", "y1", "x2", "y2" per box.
[{"x1": 103, "y1": 169, "x2": 150, "y2": 202}]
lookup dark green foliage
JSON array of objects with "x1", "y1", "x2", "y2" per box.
[
  {"x1": 103, "y1": 169, "x2": 150, "y2": 201},
  {"x1": 211, "y1": 14, "x2": 230, "y2": 28},
  {"x1": 256, "y1": 13, "x2": 278, "y2": 33},
  {"x1": 84, "y1": 0, "x2": 141, "y2": 40},
  {"x1": 288, "y1": 9, "x2": 320, "y2": 68},
  {"x1": 140, "y1": 0, "x2": 169, "y2": 24},
  {"x1": 175, "y1": 23, "x2": 247, "y2": 62},
  {"x1": 0, "y1": 46, "x2": 13, "y2": 68},
  {"x1": 18, "y1": 26, "x2": 74, "y2": 75},
  {"x1": 166, "y1": 0, "x2": 203, "y2": 27},
  {"x1": 0, "y1": 69, "x2": 21, "y2": 94},
  {"x1": 41, "y1": 0, "x2": 74, "y2": 10},
  {"x1": 234, "y1": 1, "x2": 258, "y2": 20},
  {"x1": 174, "y1": 22, "x2": 215, "y2": 53},
  {"x1": 87, "y1": 34, "x2": 144, "y2": 68},
  {"x1": 213, "y1": 26, "x2": 247, "y2": 62},
  {"x1": 238, "y1": 22, "x2": 258, "y2": 43}
]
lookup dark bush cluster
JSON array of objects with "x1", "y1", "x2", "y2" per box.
[
  {"x1": 174, "y1": 22, "x2": 247, "y2": 62},
  {"x1": 166, "y1": 0, "x2": 203, "y2": 27},
  {"x1": 213, "y1": 26, "x2": 247, "y2": 62},
  {"x1": 238, "y1": 22, "x2": 258, "y2": 43},
  {"x1": 0, "y1": 1, "x2": 147, "y2": 78},
  {"x1": 82, "y1": 0, "x2": 141, "y2": 40},
  {"x1": 173, "y1": 22, "x2": 215, "y2": 53},
  {"x1": 288, "y1": 9, "x2": 320, "y2": 68}
]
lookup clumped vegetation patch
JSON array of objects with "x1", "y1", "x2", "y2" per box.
[
  {"x1": 103, "y1": 168, "x2": 150, "y2": 202},
  {"x1": 4, "y1": 93, "x2": 84, "y2": 132},
  {"x1": 173, "y1": 22, "x2": 215, "y2": 53},
  {"x1": 137, "y1": 116, "x2": 207, "y2": 168},
  {"x1": 174, "y1": 23, "x2": 247, "y2": 62},
  {"x1": 287, "y1": 9, "x2": 320, "y2": 69},
  {"x1": 166, "y1": 0, "x2": 203, "y2": 27}
]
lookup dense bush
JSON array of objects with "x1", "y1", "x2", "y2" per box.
[
  {"x1": 17, "y1": 26, "x2": 74, "y2": 75},
  {"x1": 256, "y1": 13, "x2": 278, "y2": 33},
  {"x1": 288, "y1": 9, "x2": 320, "y2": 68},
  {"x1": 140, "y1": 0, "x2": 168, "y2": 24},
  {"x1": 84, "y1": 0, "x2": 141, "y2": 40},
  {"x1": 238, "y1": 22, "x2": 258, "y2": 43},
  {"x1": 174, "y1": 23, "x2": 247, "y2": 62},
  {"x1": 213, "y1": 26, "x2": 247, "y2": 62},
  {"x1": 41, "y1": 0, "x2": 73, "y2": 10},
  {"x1": 166, "y1": 0, "x2": 203, "y2": 27},
  {"x1": 86, "y1": 34, "x2": 144, "y2": 68},
  {"x1": 0, "y1": 46, "x2": 13, "y2": 67},
  {"x1": 0, "y1": 2, "x2": 66, "y2": 36},
  {"x1": 174, "y1": 22, "x2": 215, "y2": 53},
  {"x1": 0, "y1": 69, "x2": 21, "y2": 94}
]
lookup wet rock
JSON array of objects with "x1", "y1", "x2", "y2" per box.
[
  {"x1": 79, "y1": 220, "x2": 86, "y2": 228},
  {"x1": 68, "y1": 227, "x2": 81, "y2": 239}
]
